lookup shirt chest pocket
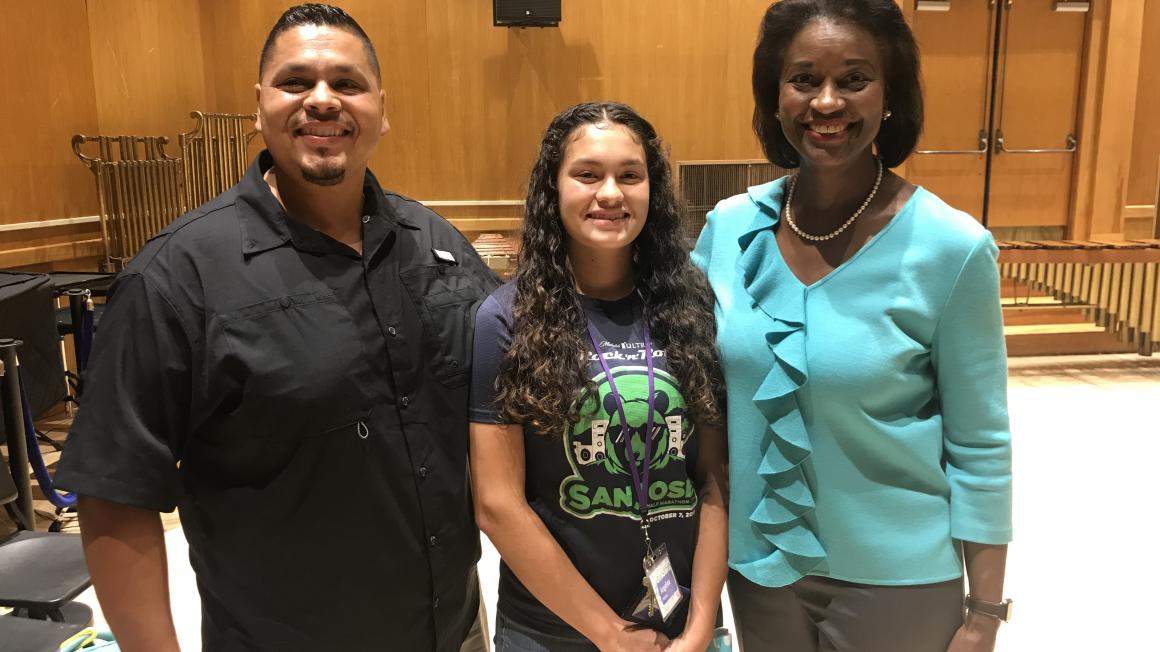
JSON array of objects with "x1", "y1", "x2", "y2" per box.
[
  {"x1": 218, "y1": 291, "x2": 373, "y2": 436},
  {"x1": 400, "y1": 264, "x2": 477, "y2": 387}
]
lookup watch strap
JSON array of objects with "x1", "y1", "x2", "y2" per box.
[{"x1": 965, "y1": 594, "x2": 1013, "y2": 623}]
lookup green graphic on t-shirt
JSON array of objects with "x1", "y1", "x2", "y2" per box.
[{"x1": 560, "y1": 364, "x2": 697, "y2": 519}]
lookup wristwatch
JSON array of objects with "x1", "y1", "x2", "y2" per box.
[{"x1": 965, "y1": 594, "x2": 1014, "y2": 623}]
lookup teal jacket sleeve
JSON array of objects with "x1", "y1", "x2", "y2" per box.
[{"x1": 931, "y1": 232, "x2": 1014, "y2": 544}]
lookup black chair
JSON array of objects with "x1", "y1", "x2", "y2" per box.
[
  {"x1": 0, "y1": 522, "x2": 92, "y2": 623},
  {"x1": 0, "y1": 340, "x2": 93, "y2": 629},
  {"x1": 0, "y1": 438, "x2": 92, "y2": 652}
]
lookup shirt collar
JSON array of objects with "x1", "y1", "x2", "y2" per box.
[{"x1": 235, "y1": 150, "x2": 419, "y2": 258}]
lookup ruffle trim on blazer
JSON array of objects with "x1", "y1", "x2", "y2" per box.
[{"x1": 734, "y1": 179, "x2": 825, "y2": 586}]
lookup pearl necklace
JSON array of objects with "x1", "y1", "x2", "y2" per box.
[{"x1": 783, "y1": 158, "x2": 884, "y2": 242}]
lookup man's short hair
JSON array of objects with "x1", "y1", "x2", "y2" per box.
[{"x1": 258, "y1": 3, "x2": 381, "y2": 81}]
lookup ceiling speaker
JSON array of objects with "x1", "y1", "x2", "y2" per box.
[{"x1": 494, "y1": 0, "x2": 561, "y2": 27}]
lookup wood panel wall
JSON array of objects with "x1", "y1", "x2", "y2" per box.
[
  {"x1": 0, "y1": 4, "x2": 100, "y2": 225},
  {"x1": 2, "y1": 0, "x2": 1156, "y2": 267},
  {"x1": 1072, "y1": 0, "x2": 1149, "y2": 240},
  {"x1": 199, "y1": 0, "x2": 770, "y2": 201},
  {"x1": 1127, "y1": 0, "x2": 1160, "y2": 209},
  {"x1": 0, "y1": 0, "x2": 216, "y2": 267},
  {"x1": 87, "y1": 0, "x2": 209, "y2": 142}
]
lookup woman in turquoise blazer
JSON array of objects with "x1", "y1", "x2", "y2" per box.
[{"x1": 692, "y1": 2, "x2": 1012, "y2": 651}]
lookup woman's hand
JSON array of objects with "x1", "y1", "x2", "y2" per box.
[
  {"x1": 946, "y1": 613, "x2": 1000, "y2": 652},
  {"x1": 595, "y1": 621, "x2": 672, "y2": 652}
]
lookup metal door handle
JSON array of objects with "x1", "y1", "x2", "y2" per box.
[
  {"x1": 916, "y1": 130, "x2": 989, "y2": 155},
  {"x1": 994, "y1": 131, "x2": 1077, "y2": 154}
]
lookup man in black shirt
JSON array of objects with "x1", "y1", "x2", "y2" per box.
[{"x1": 55, "y1": 5, "x2": 497, "y2": 650}]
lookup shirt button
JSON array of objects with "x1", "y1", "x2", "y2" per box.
[
  {"x1": 433, "y1": 597, "x2": 441, "y2": 608},
  {"x1": 418, "y1": 466, "x2": 429, "y2": 478},
  {"x1": 361, "y1": 215, "x2": 371, "y2": 224},
  {"x1": 388, "y1": 326, "x2": 398, "y2": 337},
  {"x1": 400, "y1": 395, "x2": 410, "y2": 409},
  {"x1": 429, "y1": 535, "x2": 438, "y2": 547},
  {"x1": 279, "y1": 297, "x2": 291, "y2": 308}
]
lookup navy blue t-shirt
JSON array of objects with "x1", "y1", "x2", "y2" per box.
[{"x1": 470, "y1": 281, "x2": 700, "y2": 639}]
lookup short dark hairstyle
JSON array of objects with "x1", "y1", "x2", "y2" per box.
[
  {"x1": 259, "y1": 4, "x2": 380, "y2": 81},
  {"x1": 751, "y1": 0, "x2": 923, "y2": 168}
]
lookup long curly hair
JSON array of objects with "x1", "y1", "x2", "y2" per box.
[{"x1": 495, "y1": 102, "x2": 725, "y2": 436}]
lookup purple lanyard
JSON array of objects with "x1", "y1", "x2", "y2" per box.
[{"x1": 585, "y1": 318, "x2": 656, "y2": 524}]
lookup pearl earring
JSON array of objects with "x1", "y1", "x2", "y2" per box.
[
  {"x1": 883, "y1": 110, "x2": 893, "y2": 120},
  {"x1": 775, "y1": 112, "x2": 781, "y2": 120}
]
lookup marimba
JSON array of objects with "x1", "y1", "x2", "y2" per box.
[{"x1": 997, "y1": 239, "x2": 1160, "y2": 355}]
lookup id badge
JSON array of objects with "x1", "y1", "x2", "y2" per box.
[
  {"x1": 620, "y1": 578, "x2": 689, "y2": 627},
  {"x1": 645, "y1": 543, "x2": 684, "y2": 621}
]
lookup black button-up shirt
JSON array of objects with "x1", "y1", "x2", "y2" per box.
[{"x1": 57, "y1": 151, "x2": 499, "y2": 651}]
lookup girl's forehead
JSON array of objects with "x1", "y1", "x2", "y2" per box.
[{"x1": 559, "y1": 125, "x2": 648, "y2": 170}]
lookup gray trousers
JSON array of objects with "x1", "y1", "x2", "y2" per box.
[{"x1": 727, "y1": 569, "x2": 964, "y2": 652}]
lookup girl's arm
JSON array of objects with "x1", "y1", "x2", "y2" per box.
[
  {"x1": 669, "y1": 422, "x2": 729, "y2": 652},
  {"x1": 470, "y1": 421, "x2": 670, "y2": 652}
]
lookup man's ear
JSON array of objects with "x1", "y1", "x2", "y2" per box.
[
  {"x1": 380, "y1": 89, "x2": 390, "y2": 136},
  {"x1": 254, "y1": 83, "x2": 264, "y2": 133}
]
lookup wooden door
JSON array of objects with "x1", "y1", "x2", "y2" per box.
[
  {"x1": 905, "y1": 0, "x2": 996, "y2": 222},
  {"x1": 987, "y1": 0, "x2": 1088, "y2": 229}
]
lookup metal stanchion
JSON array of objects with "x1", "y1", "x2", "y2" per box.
[
  {"x1": 63, "y1": 289, "x2": 93, "y2": 378},
  {"x1": 0, "y1": 338, "x2": 35, "y2": 530}
]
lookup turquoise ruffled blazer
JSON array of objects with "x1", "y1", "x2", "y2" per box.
[{"x1": 692, "y1": 178, "x2": 1013, "y2": 588}]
